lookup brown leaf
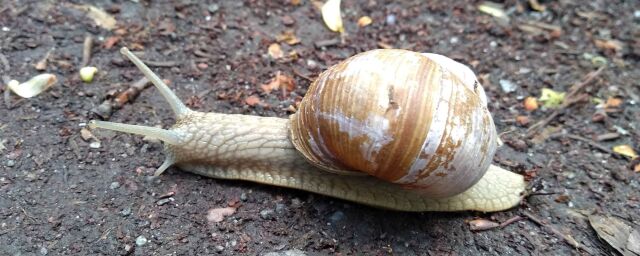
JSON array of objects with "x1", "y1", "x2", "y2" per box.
[
  {"x1": 207, "y1": 207, "x2": 237, "y2": 223},
  {"x1": 276, "y1": 30, "x2": 301, "y2": 45},
  {"x1": 260, "y1": 72, "x2": 296, "y2": 95},
  {"x1": 268, "y1": 43, "x2": 284, "y2": 59},
  {"x1": 103, "y1": 36, "x2": 120, "y2": 49},
  {"x1": 245, "y1": 95, "x2": 262, "y2": 106},
  {"x1": 595, "y1": 39, "x2": 625, "y2": 52},
  {"x1": 516, "y1": 115, "x2": 530, "y2": 126},
  {"x1": 605, "y1": 96, "x2": 623, "y2": 108},
  {"x1": 357, "y1": 16, "x2": 373, "y2": 27}
]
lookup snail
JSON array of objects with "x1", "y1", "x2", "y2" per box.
[{"x1": 89, "y1": 47, "x2": 526, "y2": 212}]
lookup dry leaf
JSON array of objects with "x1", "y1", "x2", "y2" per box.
[
  {"x1": 357, "y1": 16, "x2": 373, "y2": 27},
  {"x1": 321, "y1": 0, "x2": 344, "y2": 33},
  {"x1": 523, "y1": 97, "x2": 539, "y2": 111},
  {"x1": 268, "y1": 43, "x2": 284, "y2": 59},
  {"x1": 605, "y1": 97, "x2": 623, "y2": 108},
  {"x1": 468, "y1": 219, "x2": 500, "y2": 231},
  {"x1": 634, "y1": 160, "x2": 640, "y2": 173},
  {"x1": 478, "y1": 2, "x2": 509, "y2": 23},
  {"x1": 261, "y1": 72, "x2": 296, "y2": 94},
  {"x1": 538, "y1": 88, "x2": 565, "y2": 108},
  {"x1": 276, "y1": 30, "x2": 301, "y2": 45},
  {"x1": 594, "y1": 39, "x2": 625, "y2": 52},
  {"x1": 80, "y1": 128, "x2": 95, "y2": 141},
  {"x1": 613, "y1": 145, "x2": 638, "y2": 159},
  {"x1": 245, "y1": 95, "x2": 262, "y2": 106},
  {"x1": 528, "y1": 0, "x2": 546, "y2": 12},
  {"x1": 7, "y1": 74, "x2": 57, "y2": 98},
  {"x1": 103, "y1": 36, "x2": 121, "y2": 49},
  {"x1": 516, "y1": 115, "x2": 530, "y2": 126},
  {"x1": 589, "y1": 214, "x2": 640, "y2": 255},
  {"x1": 207, "y1": 207, "x2": 237, "y2": 223},
  {"x1": 71, "y1": 4, "x2": 117, "y2": 30}
]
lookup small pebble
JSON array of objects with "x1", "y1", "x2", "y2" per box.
[
  {"x1": 240, "y1": 192, "x2": 248, "y2": 201},
  {"x1": 291, "y1": 198, "x2": 302, "y2": 208},
  {"x1": 329, "y1": 211, "x2": 345, "y2": 224},
  {"x1": 89, "y1": 141, "x2": 101, "y2": 149},
  {"x1": 260, "y1": 209, "x2": 275, "y2": 220},
  {"x1": 6, "y1": 160, "x2": 15, "y2": 167},
  {"x1": 264, "y1": 249, "x2": 307, "y2": 256},
  {"x1": 275, "y1": 203, "x2": 287, "y2": 214},
  {"x1": 156, "y1": 198, "x2": 173, "y2": 206},
  {"x1": 215, "y1": 245, "x2": 225, "y2": 252},
  {"x1": 208, "y1": 4, "x2": 220, "y2": 13},
  {"x1": 39, "y1": 247, "x2": 48, "y2": 255},
  {"x1": 135, "y1": 236, "x2": 147, "y2": 246},
  {"x1": 121, "y1": 207, "x2": 131, "y2": 216},
  {"x1": 110, "y1": 182, "x2": 121, "y2": 189},
  {"x1": 449, "y1": 37, "x2": 459, "y2": 44},
  {"x1": 124, "y1": 244, "x2": 133, "y2": 252},
  {"x1": 499, "y1": 79, "x2": 518, "y2": 93},
  {"x1": 385, "y1": 14, "x2": 396, "y2": 25}
]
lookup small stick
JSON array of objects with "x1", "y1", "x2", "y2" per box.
[
  {"x1": 526, "y1": 67, "x2": 605, "y2": 138},
  {"x1": 499, "y1": 215, "x2": 523, "y2": 228},
  {"x1": 522, "y1": 211, "x2": 594, "y2": 254},
  {"x1": 0, "y1": 52, "x2": 9, "y2": 71},
  {"x1": 81, "y1": 35, "x2": 93, "y2": 67},
  {"x1": 549, "y1": 133, "x2": 618, "y2": 155},
  {"x1": 142, "y1": 60, "x2": 180, "y2": 67},
  {"x1": 91, "y1": 77, "x2": 150, "y2": 119}
]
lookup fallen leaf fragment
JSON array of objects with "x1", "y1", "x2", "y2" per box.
[
  {"x1": 321, "y1": 0, "x2": 344, "y2": 33},
  {"x1": 357, "y1": 16, "x2": 373, "y2": 27},
  {"x1": 80, "y1": 128, "x2": 95, "y2": 141},
  {"x1": 478, "y1": 2, "x2": 509, "y2": 23},
  {"x1": 528, "y1": 0, "x2": 546, "y2": 12},
  {"x1": 634, "y1": 159, "x2": 640, "y2": 173},
  {"x1": 613, "y1": 145, "x2": 638, "y2": 159},
  {"x1": 523, "y1": 97, "x2": 539, "y2": 111},
  {"x1": 589, "y1": 214, "x2": 640, "y2": 256},
  {"x1": 80, "y1": 66, "x2": 98, "y2": 83},
  {"x1": 594, "y1": 39, "x2": 625, "y2": 52},
  {"x1": 276, "y1": 30, "x2": 301, "y2": 45},
  {"x1": 268, "y1": 43, "x2": 284, "y2": 59},
  {"x1": 207, "y1": 207, "x2": 237, "y2": 223},
  {"x1": 516, "y1": 115, "x2": 530, "y2": 126},
  {"x1": 538, "y1": 88, "x2": 565, "y2": 108},
  {"x1": 70, "y1": 4, "x2": 117, "y2": 30},
  {"x1": 468, "y1": 219, "x2": 500, "y2": 231},
  {"x1": 7, "y1": 74, "x2": 57, "y2": 98},
  {"x1": 605, "y1": 97, "x2": 623, "y2": 108},
  {"x1": 245, "y1": 95, "x2": 262, "y2": 107},
  {"x1": 261, "y1": 72, "x2": 296, "y2": 94}
]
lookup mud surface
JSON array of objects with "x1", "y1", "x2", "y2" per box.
[{"x1": 1, "y1": 1, "x2": 639, "y2": 255}]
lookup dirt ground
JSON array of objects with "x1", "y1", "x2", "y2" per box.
[{"x1": 1, "y1": 0, "x2": 639, "y2": 255}]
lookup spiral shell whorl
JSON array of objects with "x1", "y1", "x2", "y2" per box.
[{"x1": 290, "y1": 49, "x2": 497, "y2": 198}]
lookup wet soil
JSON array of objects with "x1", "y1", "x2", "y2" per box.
[{"x1": 1, "y1": 0, "x2": 639, "y2": 255}]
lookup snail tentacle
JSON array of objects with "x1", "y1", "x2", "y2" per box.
[
  {"x1": 119, "y1": 47, "x2": 190, "y2": 119},
  {"x1": 88, "y1": 120, "x2": 185, "y2": 145}
]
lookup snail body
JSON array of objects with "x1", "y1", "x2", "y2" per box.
[{"x1": 89, "y1": 48, "x2": 525, "y2": 212}]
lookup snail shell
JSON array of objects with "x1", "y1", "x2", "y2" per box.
[{"x1": 290, "y1": 49, "x2": 498, "y2": 198}]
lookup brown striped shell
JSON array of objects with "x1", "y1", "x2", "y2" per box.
[{"x1": 289, "y1": 49, "x2": 498, "y2": 198}]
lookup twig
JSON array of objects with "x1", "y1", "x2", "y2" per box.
[
  {"x1": 0, "y1": 52, "x2": 9, "y2": 71},
  {"x1": 500, "y1": 215, "x2": 523, "y2": 228},
  {"x1": 526, "y1": 67, "x2": 605, "y2": 138},
  {"x1": 522, "y1": 211, "x2": 594, "y2": 254},
  {"x1": 143, "y1": 60, "x2": 180, "y2": 67},
  {"x1": 292, "y1": 68, "x2": 313, "y2": 82},
  {"x1": 549, "y1": 133, "x2": 619, "y2": 155},
  {"x1": 91, "y1": 77, "x2": 150, "y2": 119},
  {"x1": 81, "y1": 35, "x2": 93, "y2": 67}
]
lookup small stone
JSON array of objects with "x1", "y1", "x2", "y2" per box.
[
  {"x1": 39, "y1": 247, "x2": 48, "y2": 255},
  {"x1": 110, "y1": 182, "x2": 120, "y2": 189},
  {"x1": 215, "y1": 245, "x2": 225, "y2": 252},
  {"x1": 291, "y1": 198, "x2": 302, "y2": 208},
  {"x1": 121, "y1": 207, "x2": 131, "y2": 216},
  {"x1": 281, "y1": 15, "x2": 295, "y2": 25},
  {"x1": 449, "y1": 37, "x2": 459, "y2": 44},
  {"x1": 89, "y1": 141, "x2": 101, "y2": 148},
  {"x1": 329, "y1": 211, "x2": 345, "y2": 224},
  {"x1": 25, "y1": 172, "x2": 37, "y2": 182},
  {"x1": 156, "y1": 198, "x2": 173, "y2": 206},
  {"x1": 240, "y1": 192, "x2": 248, "y2": 201},
  {"x1": 135, "y1": 235, "x2": 147, "y2": 246},
  {"x1": 208, "y1": 4, "x2": 219, "y2": 13},
  {"x1": 260, "y1": 209, "x2": 275, "y2": 220},
  {"x1": 385, "y1": 14, "x2": 396, "y2": 25},
  {"x1": 499, "y1": 79, "x2": 518, "y2": 93},
  {"x1": 6, "y1": 160, "x2": 15, "y2": 167},
  {"x1": 264, "y1": 249, "x2": 307, "y2": 256},
  {"x1": 275, "y1": 203, "x2": 287, "y2": 214},
  {"x1": 124, "y1": 244, "x2": 133, "y2": 252}
]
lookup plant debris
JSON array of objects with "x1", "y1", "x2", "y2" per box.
[
  {"x1": 538, "y1": 88, "x2": 566, "y2": 108},
  {"x1": 207, "y1": 207, "x2": 237, "y2": 223},
  {"x1": 321, "y1": 0, "x2": 344, "y2": 33},
  {"x1": 7, "y1": 74, "x2": 57, "y2": 98},
  {"x1": 589, "y1": 214, "x2": 640, "y2": 255},
  {"x1": 69, "y1": 4, "x2": 117, "y2": 30},
  {"x1": 612, "y1": 145, "x2": 638, "y2": 159}
]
